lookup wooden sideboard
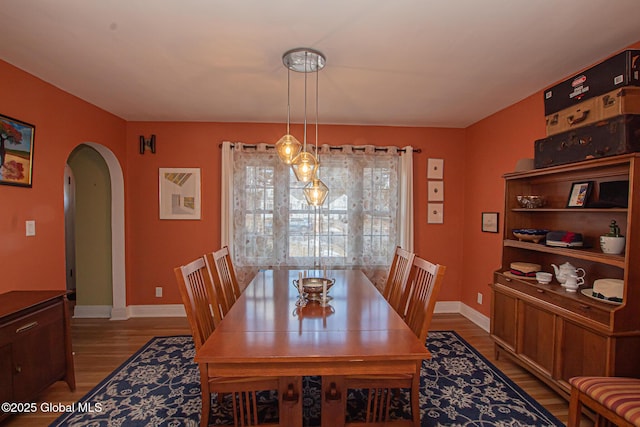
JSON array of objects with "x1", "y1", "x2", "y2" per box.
[
  {"x1": 491, "y1": 154, "x2": 640, "y2": 398},
  {"x1": 0, "y1": 291, "x2": 75, "y2": 421}
]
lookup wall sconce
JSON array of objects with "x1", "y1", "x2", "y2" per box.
[{"x1": 139, "y1": 135, "x2": 156, "y2": 154}]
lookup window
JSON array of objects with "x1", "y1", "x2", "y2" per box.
[{"x1": 232, "y1": 144, "x2": 400, "y2": 270}]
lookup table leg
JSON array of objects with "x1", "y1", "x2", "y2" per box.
[
  {"x1": 322, "y1": 376, "x2": 346, "y2": 427},
  {"x1": 279, "y1": 376, "x2": 303, "y2": 427}
]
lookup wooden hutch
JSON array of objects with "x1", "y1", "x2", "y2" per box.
[{"x1": 491, "y1": 153, "x2": 640, "y2": 398}]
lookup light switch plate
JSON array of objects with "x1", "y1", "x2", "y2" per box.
[{"x1": 25, "y1": 220, "x2": 36, "y2": 236}]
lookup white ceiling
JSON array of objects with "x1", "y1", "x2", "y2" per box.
[{"x1": 1, "y1": 1, "x2": 639, "y2": 128}]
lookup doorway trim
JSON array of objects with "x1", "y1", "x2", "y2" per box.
[{"x1": 85, "y1": 142, "x2": 128, "y2": 320}]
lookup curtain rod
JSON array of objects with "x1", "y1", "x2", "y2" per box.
[{"x1": 218, "y1": 143, "x2": 421, "y2": 153}]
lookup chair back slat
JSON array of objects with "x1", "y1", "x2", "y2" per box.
[
  {"x1": 383, "y1": 247, "x2": 415, "y2": 317},
  {"x1": 212, "y1": 246, "x2": 241, "y2": 307},
  {"x1": 404, "y1": 256, "x2": 446, "y2": 344},
  {"x1": 204, "y1": 252, "x2": 231, "y2": 317},
  {"x1": 174, "y1": 257, "x2": 221, "y2": 349}
]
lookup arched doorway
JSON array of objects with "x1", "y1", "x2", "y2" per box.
[{"x1": 64, "y1": 142, "x2": 127, "y2": 320}]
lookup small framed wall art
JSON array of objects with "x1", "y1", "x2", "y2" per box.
[
  {"x1": 427, "y1": 158, "x2": 444, "y2": 179},
  {"x1": 0, "y1": 114, "x2": 35, "y2": 187},
  {"x1": 427, "y1": 203, "x2": 444, "y2": 224},
  {"x1": 428, "y1": 181, "x2": 444, "y2": 201},
  {"x1": 159, "y1": 168, "x2": 201, "y2": 219},
  {"x1": 481, "y1": 212, "x2": 499, "y2": 233}
]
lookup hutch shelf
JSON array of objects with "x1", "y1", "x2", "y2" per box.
[{"x1": 491, "y1": 153, "x2": 640, "y2": 398}]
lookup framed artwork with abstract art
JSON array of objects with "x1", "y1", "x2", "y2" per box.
[
  {"x1": 0, "y1": 114, "x2": 35, "y2": 187},
  {"x1": 159, "y1": 168, "x2": 201, "y2": 219}
]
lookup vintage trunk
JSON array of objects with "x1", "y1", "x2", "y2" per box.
[
  {"x1": 534, "y1": 115, "x2": 640, "y2": 169},
  {"x1": 543, "y1": 49, "x2": 640, "y2": 116},
  {"x1": 545, "y1": 87, "x2": 640, "y2": 136}
]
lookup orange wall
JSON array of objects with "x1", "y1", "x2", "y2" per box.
[
  {"x1": 0, "y1": 60, "x2": 126, "y2": 293},
  {"x1": 2, "y1": 41, "x2": 638, "y2": 317},
  {"x1": 462, "y1": 94, "x2": 546, "y2": 316},
  {"x1": 125, "y1": 122, "x2": 466, "y2": 305}
]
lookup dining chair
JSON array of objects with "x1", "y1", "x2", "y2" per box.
[
  {"x1": 382, "y1": 246, "x2": 415, "y2": 318},
  {"x1": 567, "y1": 376, "x2": 640, "y2": 427},
  {"x1": 174, "y1": 257, "x2": 282, "y2": 427},
  {"x1": 208, "y1": 246, "x2": 242, "y2": 310},
  {"x1": 346, "y1": 255, "x2": 446, "y2": 426}
]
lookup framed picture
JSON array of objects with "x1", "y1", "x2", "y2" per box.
[
  {"x1": 159, "y1": 168, "x2": 201, "y2": 219},
  {"x1": 427, "y1": 203, "x2": 444, "y2": 224},
  {"x1": 0, "y1": 114, "x2": 35, "y2": 187},
  {"x1": 428, "y1": 180, "x2": 444, "y2": 201},
  {"x1": 567, "y1": 181, "x2": 593, "y2": 208},
  {"x1": 481, "y1": 212, "x2": 499, "y2": 233},
  {"x1": 427, "y1": 158, "x2": 444, "y2": 179}
]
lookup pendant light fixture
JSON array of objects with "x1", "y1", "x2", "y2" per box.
[
  {"x1": 304, "y1": 178, "x2": 329, "y2": 206},
  {"x1": 286, "y1": 48, "x2": 324, "y2": 183},
  {"x1": 304, "y1": 57, "x2": 329, "y2": 206},
  {"x1": 275, "y1": 66, "x2": 302, "y2": 164}
]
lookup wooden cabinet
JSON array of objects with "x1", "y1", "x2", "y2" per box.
[
  {"x1": 491, "y1": 154, "x2": 640, "y2": 398},
  {"x1": 0, "y1": 291, "x2": 75, "y2": 421}
]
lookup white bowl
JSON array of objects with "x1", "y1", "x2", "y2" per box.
[
  {"x1": 600, "y1": 235, "x2": 625, "y2": 255},
  {"x1": 536, "y1": 272, "x2": 552, "y2": 284}
]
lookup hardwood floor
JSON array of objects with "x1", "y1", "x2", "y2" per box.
[{"x1": 4, "y1": 313, "x2": 590, "y2": 426}]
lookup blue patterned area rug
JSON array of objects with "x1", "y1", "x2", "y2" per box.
[{"x1": 50, "y1": 331, "x2": 563, "y2": 426}]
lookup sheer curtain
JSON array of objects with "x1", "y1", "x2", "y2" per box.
[
  {"x1": 223, "y1": 142, "x2": 413, "y2": 289},
  {"x1": 220, "y1": 141, "x2": 234, "y2": 250},
  {"x1": 398, "y1": 146, "x2": 414, "y2": 251}
]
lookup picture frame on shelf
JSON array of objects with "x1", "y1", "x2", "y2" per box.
[
  {"x1": 0, "y1": 114, "x2": 35, "y2": 187},
  {"x1": 566, "y1": 181, "x2": 593, "y2": 208},
  {"x1": 159, "y1": 167, "x2": 201, "y2": 219},
  {"x1": 481, "y1": 211, "x2": 499, "y2": 233}
]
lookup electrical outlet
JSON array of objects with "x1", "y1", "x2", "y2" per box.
[
  {"x1": 477, "y1": 292, "x2": 483, "y2": 305},
  {"x1": 155, "y1": 287, "x2": 163, "y2": 298}
]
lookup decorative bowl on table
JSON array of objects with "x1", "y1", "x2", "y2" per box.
[
  {"x1": 293, "y1": 277, "x2": 335, "y2": 300},
  {"x1": 512, "y1": 228, "x2": 549, "y2": 243},
  {"x1": 516, "y1": 195, "x2": 546, "y2": 209}
]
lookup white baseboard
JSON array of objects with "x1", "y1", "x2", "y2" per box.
[
  {"x1": 459, "y1": 303, "x2": 491, "y2": 332},
  {"x1": 433, "y1": 300, "x2": 461, "y2": 313},
  {"x1": 109, "y1": 306, "x2": 130, "y2": 321},
  {"x1": 73, "y1": 305, "x2": 112, "y2": 318},
  {"x1": 128, "y1": 304, "x2": 186, "y2": 318},
  {"x1": 433, "y1": 301, "x2": 490, "y2": 332}
]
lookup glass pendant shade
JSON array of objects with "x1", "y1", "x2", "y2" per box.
[
  {"x1": 291, "y1": 151, "x2": 318, "y2": 182},
  {"x1": 275, "y1": 134, "x2": 302, "y2": 164},
  {"x1": 304, "y1": 178, "x2": 329, "y2": 206}
]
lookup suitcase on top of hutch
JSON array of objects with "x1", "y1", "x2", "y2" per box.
[
  {"x1": 545, "y1": 87, "x2": 640, "y2": 136},
  {"x1": 543, "y1": 49, "x2": 640, "y2": 116},
  {"x1": 534, "y1": 114, "x2": 640, "y2": 168}
]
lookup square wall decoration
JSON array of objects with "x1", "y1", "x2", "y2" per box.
[
  {"x1": 0, "y1": 114, "x2": 35, "y2": 187},
  {"x1": 159, "y1": 168, "x2": 201, "y2": 219}
]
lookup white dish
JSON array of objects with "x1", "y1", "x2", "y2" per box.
[{"x1": 580, "y1": 288, "x2": 622, "y2": 305}]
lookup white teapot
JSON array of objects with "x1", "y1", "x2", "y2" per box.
[{"x1": 551, "y1": 262, "x2": 585, "y2": 285}]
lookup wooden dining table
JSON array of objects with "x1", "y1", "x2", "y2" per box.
[{"x1": 195, "y1": 268, "x2": 429, "y2": 427}]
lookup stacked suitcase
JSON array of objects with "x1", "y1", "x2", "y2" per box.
[{"x1": 534, "y1": 49, "x2": 640, "y2": 168}]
